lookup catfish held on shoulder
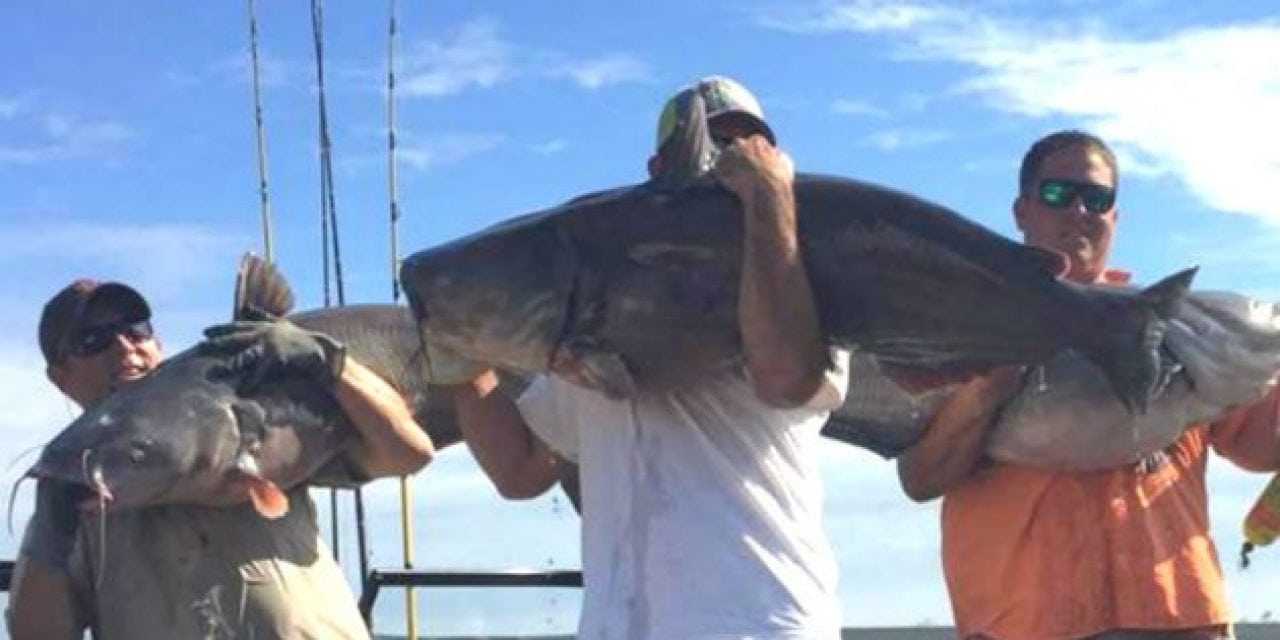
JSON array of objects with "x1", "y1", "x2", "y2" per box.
[
  {"x1": 400, "y1": 92, "x2": 1197, "y2": 413},
  {"x1": 24, "y1": 255, "x2": 485, "y2": 519}
]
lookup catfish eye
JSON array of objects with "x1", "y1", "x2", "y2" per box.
[{"x1": 130, "y1": 438, "x2": 154, "y2": 463}]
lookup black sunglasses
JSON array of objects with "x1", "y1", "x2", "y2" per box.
[
  {"x1": 70, "y1": 319, "x2": 154, "y2": 358},
  {"x1": 1037, "y1": 179, "x2": 1116, "y2": 215}
]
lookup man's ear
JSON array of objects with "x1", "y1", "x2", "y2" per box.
[
  {"x1": 1012, "y1": 195, "x2": 1029, "y2": 233},
  {"x1": 647, "y1": 154, "x2": 663, "y2": 179},
  {"x1": 47, "y1": 362, "x2": 70, "y2": 396}
]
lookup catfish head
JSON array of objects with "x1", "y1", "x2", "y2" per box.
[
  {"x1": 399, "y1": 216, "x2": 578, "y2": 378},
  {"x1": 26, "y1": 349, "x2": 333, "y2": 519}
]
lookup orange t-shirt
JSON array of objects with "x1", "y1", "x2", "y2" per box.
[
  {"x1": 942, "y1": 383, "x2": 1280, "y2": 640},
  {"x1": 942, "y1": 426, "x2": 1227, "y2": 640}
]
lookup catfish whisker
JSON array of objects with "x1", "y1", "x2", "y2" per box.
[
  {"x1": 94, "y1": 463, "x2": 109, "y2": 591},
  {"x1": 90, "y1": 464, "x2": 113, "y2": 503},
  {"x1": 81, "y1": 450, "x2": 93, "y2": 490},
  {"x1": 4, "y1": 444, "x2": 47, "y2": 474},
  {"x1": 5, "y1": 474, "x2": 29, "y2": 536}
]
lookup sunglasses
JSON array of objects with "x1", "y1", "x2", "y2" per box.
[
  {"x1": 69, "y1": 319, "x2": 154, "y2": 358},
  {"x1": 1037, "y1": 179, "x2": 1116, "y2": 215}
]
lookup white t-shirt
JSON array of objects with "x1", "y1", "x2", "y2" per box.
[{"x1": 518, "y1": 351, "x2": 849, "y2": 640}]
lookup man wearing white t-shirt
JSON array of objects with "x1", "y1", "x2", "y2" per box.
[{"x1": 452, "y1": 76, "x2": 848, "y2": 639}]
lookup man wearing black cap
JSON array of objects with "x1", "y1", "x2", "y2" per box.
[
  {"x1": 454, "y1": 77, "x2": 848, "y2": 638},
  {"x1": 37, "y1": 280, "x2": 161, "y2": 407},
  {"x1": 10, "y1": 278, "x2": 435, "y2": 639}
]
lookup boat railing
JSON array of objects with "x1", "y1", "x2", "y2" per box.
[{"x1": 357, "y1": 568, "x2": 583, "y2": 631}]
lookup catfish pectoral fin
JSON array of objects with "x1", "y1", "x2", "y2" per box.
[{"x1": 246, "y1": 476, "x2": 289, "y2": 520}]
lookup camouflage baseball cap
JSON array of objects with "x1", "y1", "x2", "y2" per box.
[
  {"x1": 39, "y1": 279, "x2": 151, "y2": 365},
  {"x1": 655, "y1": 75, "x2": 775, "y2": 150}
]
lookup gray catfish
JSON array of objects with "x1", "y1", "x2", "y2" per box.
[
  {"x1": 399, "y1": 92, "x2": 1194, "y2": 412},
  {"x1": 824, "y1": 289, "x2": 1280, "y2": 470},
  {"x1": 26, "y1": 255, "x2": 481, "y2": 518}
]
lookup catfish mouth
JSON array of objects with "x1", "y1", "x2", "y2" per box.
[
  {"x1": 26, "y1": 475, "x2": 115, "y2": 513},
  {"x1": 26, "y1": 451, "x2": 117, "y2": 513},
  {"x1": 70, "y1": 483, "x2": 110, "y2": 512}
]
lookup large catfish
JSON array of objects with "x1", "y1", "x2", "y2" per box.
[
  {"x1": 824, "y1": 289, "x2": 1280, "y2": 470},
  {"x1": 400, "y1": 92, "x2": 1194, "y2": 411},
  {"x1": 26, "y1": 255, "x2": 489, "y2": 518}
]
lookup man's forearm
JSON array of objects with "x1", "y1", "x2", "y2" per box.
[
  {"x1": 722, "y1": 139, "x2": 828, "y2": 408},
  {"x1": 897, "y1": 368, "x2": 1023, "y2": 501},
  {"x1": 452, "y1": 371, "x2": 561, "y2": 500},
  {"x1": 1212, "y1": 386, "x2": 1280, "y2": 472},
  {"x1": 333, "y1": 358, "x2": 434, "y2": 478},
  {"x1": 739, "y1": 183, "x2": 828, "y2": 406}
]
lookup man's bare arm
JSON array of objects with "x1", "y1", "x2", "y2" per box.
[
  {"x1": 452, "y1": 370, "x2": 563, "y2": 499},
  {"x1": 334, "y1": 358, "x2": 435, "y2": 478},
  {"x1": 897, "y1": 368, "x2": 1023, "y2": 501},
  {"x1": 716, "y1": 136, "x2": 829, "y2": 407}
]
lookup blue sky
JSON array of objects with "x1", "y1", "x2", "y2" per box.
[{"x1": 4, "y1": 0, "x2": 1280, "y2": 635}]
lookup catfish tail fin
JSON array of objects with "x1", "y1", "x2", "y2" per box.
[{"x1": 652, "y1": 92, "x2": 718, "y2": 189}]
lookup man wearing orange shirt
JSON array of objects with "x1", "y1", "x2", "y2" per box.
[{"x1": 897, "y1": 130, "x2": 1280, "y2": 640}]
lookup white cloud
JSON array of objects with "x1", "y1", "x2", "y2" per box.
[
  {"x1": 531, "y1": 139, "x2": 568, "y2": 156},
  {"x1": 401, "y1": 19, "x2": 512, "y2": 97},
  {"x1": 163, "y1": 49, "x2": 299, "y2": 90},
  {"x1": 543, "y1": 53, "x2": 652, "y2": 90},
  {"x1": 757, "y1": 0, "x2": 955, "y2": 34},
  {"x1": 397, "y1": 133, "x2": 505, "y2": 171},
  {"x1": 0, "y1": 220, "x2": 249, "y2": 304},
  {"x1": 830, "y1": 98, "x2": 890, "y2": 118},
  {"x1": 397, "y1": 20, "x2": 650, "y2": 98},
  {"x1": 0, "y1": 112, "x2": 133, "y2": 164},
  {"x1": 761, "y1": 2, "x2": 1280, "y2": 224},
  {"x1": 0, "y1": 341, "x2": 81, "y2": 458},
  {"x1": 863, "y1": 128, "x2": 951, "y2": 150}
]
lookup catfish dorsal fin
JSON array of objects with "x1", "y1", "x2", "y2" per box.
[
  {"x1": 1141, "y1": 266, "x2": 1198, "y2": 319},
  {"x1": 233, "y1": 253, "x2": 296, "y2": 321},
  {"x1": 653, "y1": 92, "x2": 718, "y2": 189}
]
